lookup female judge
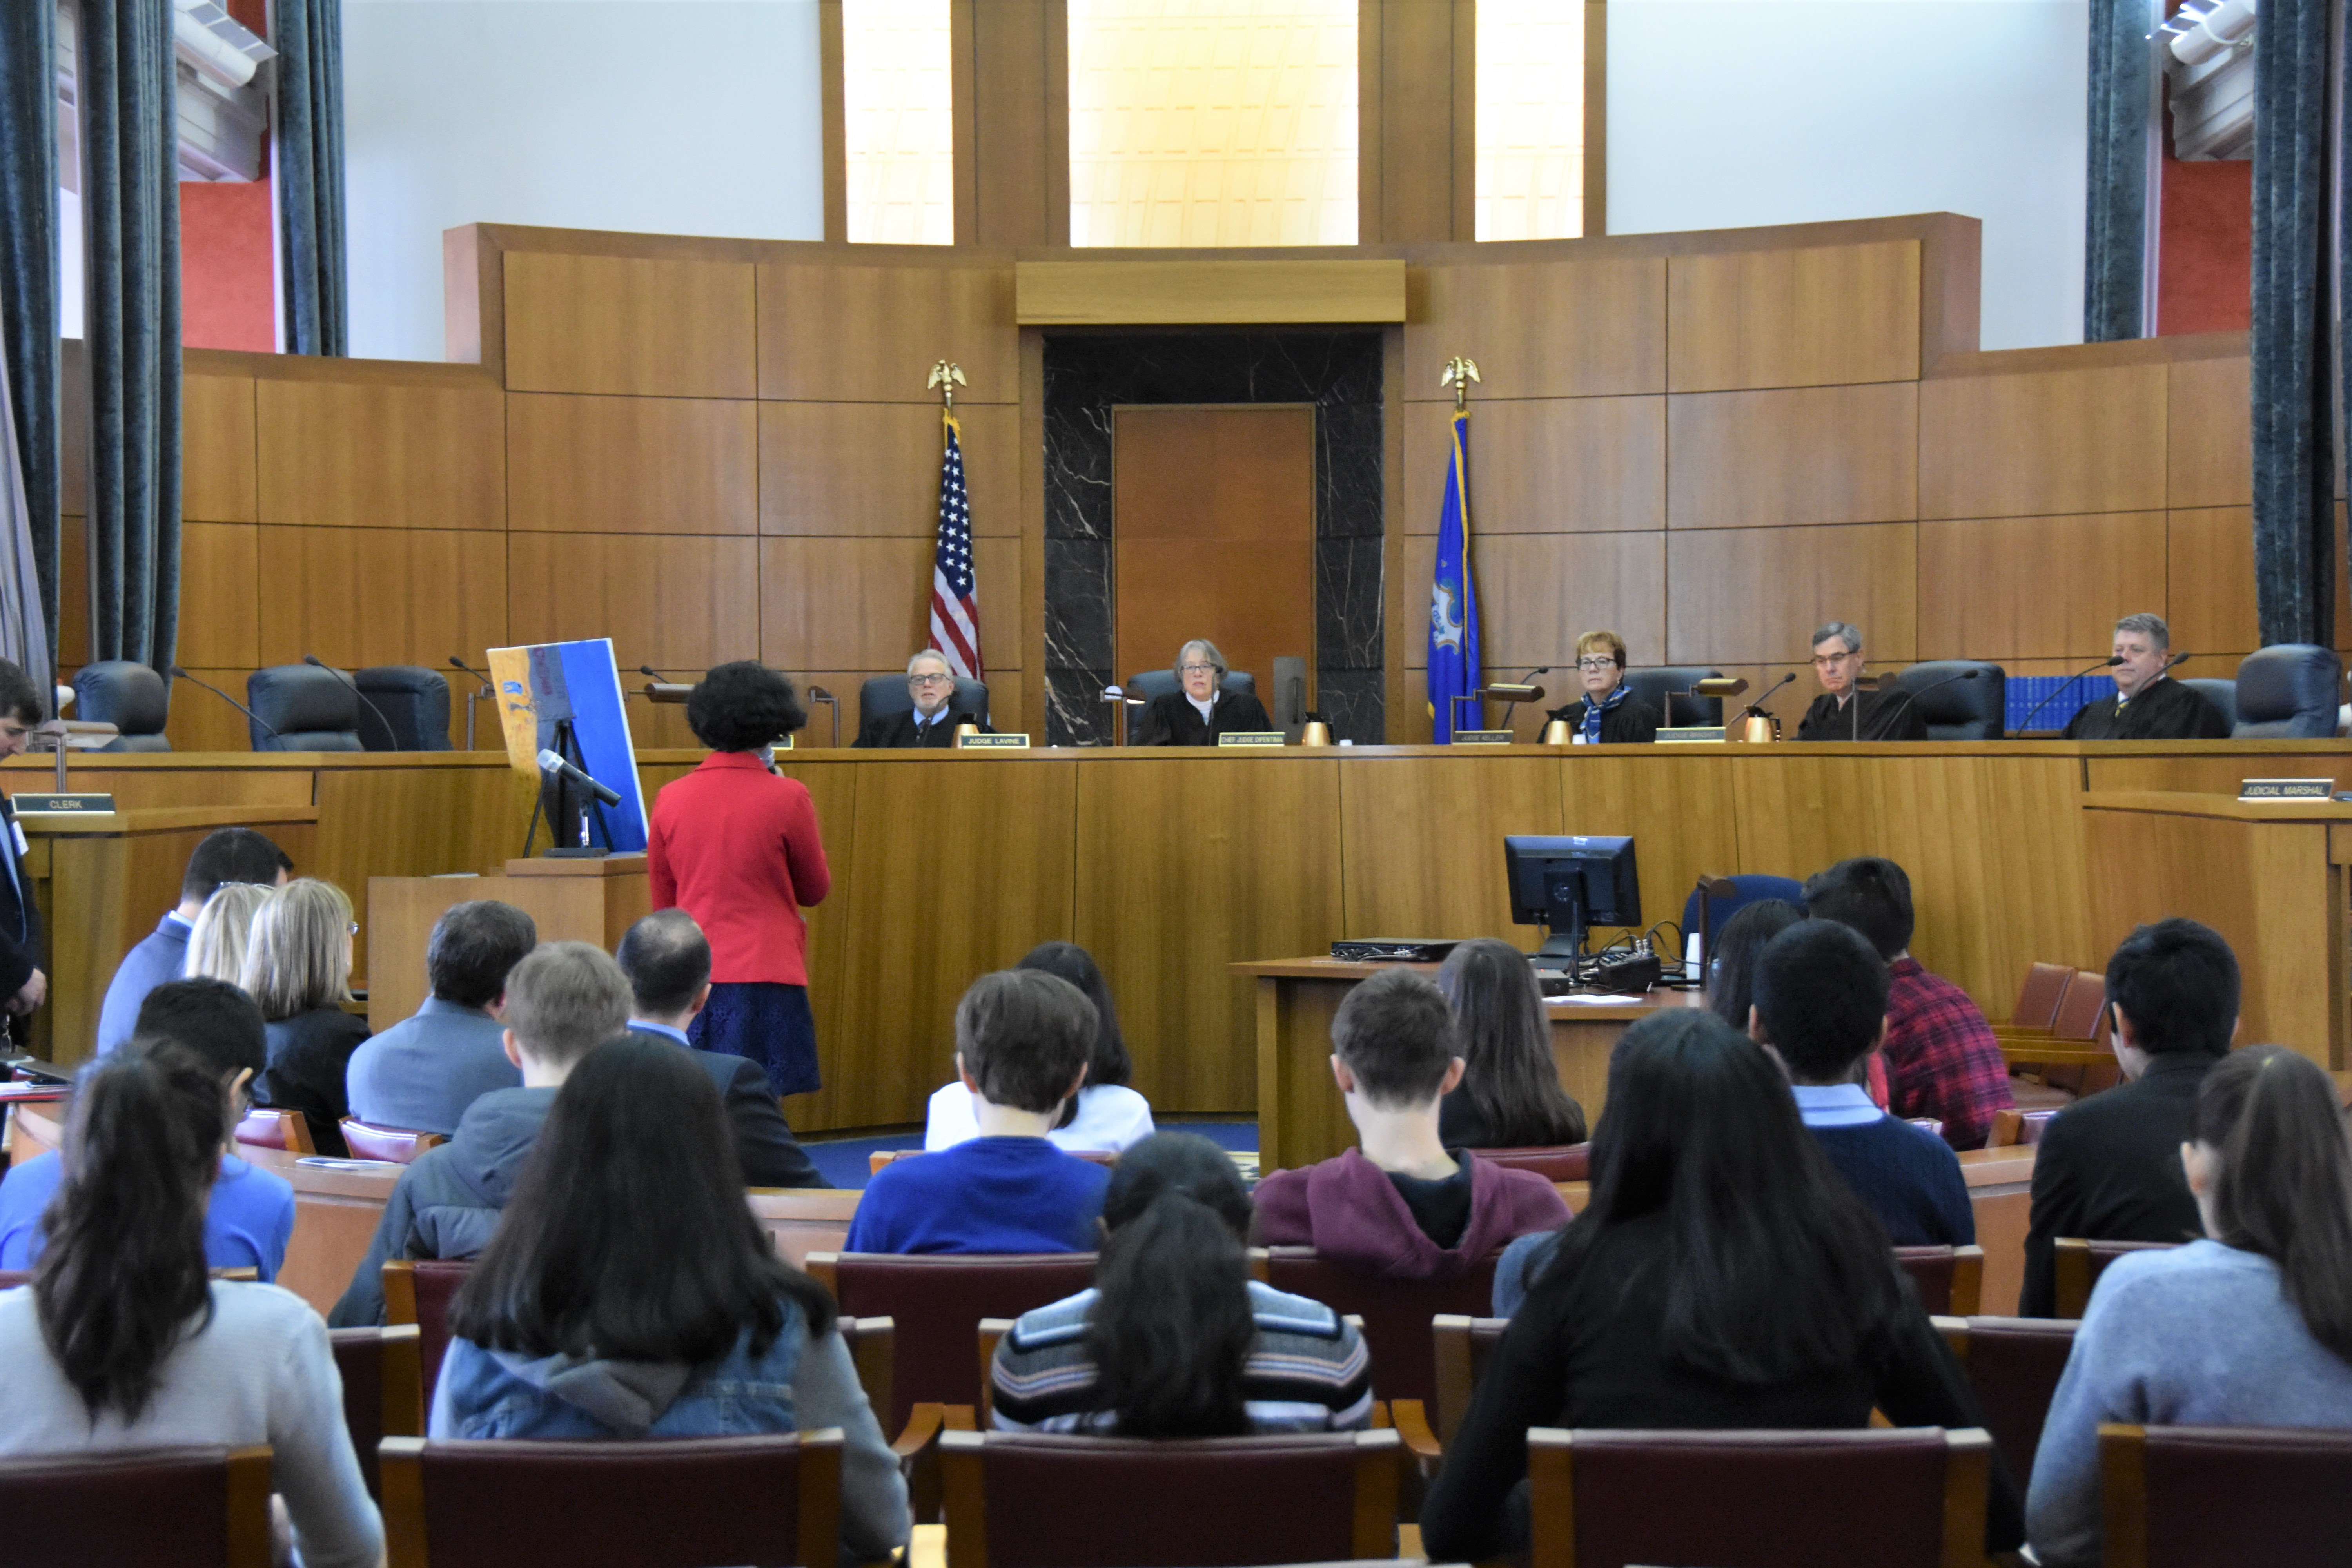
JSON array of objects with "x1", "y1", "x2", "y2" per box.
[
  {"x1": 1541, "y1": 631, "x2": 1659, "y2": 744},
  {"x1": 1133, "y1": 639, "x2": 1275, "y2": 746}
]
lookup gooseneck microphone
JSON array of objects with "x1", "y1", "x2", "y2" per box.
[
  {"x1": 1739, "y1": 671, "x2": 1797, "y2": 718},
  {"x1": 2016, "y1": 655, "x2": 2127, "y2": 734},
  {"x1": 303, "y1": 656, "x2": 399, "y2": 750},
  {"x1": 448, "y1": 655, "x2": 493, "y2": 686},
  {"x1": 169, "y1": 666, "x2": 279, "y2": 741},
  {"x1": 537, "y1": 748, "x2": 623, "y2": 806}
]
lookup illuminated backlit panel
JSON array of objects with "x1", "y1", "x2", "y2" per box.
[
  {"x1": 1067, "y1": 0, "x2": 1358, "y2": 248},
  {"x1": 1475, "y1": 0, "x2": 1583, "y2": 240},
  {"x1": 844, "y1": 0, "x2": 955, "y2": 245}
]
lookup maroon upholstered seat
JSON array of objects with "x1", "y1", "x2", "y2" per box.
[
  {"x1": 1894, "y1": 1245, "x2": 1985, "y2": 1316},
  {"x1": 1256, "y1": 1246, "x2": 1501, "y2": 1407},
  {"x1": 1936, "y1": 1315, "x2": 2076, "y2": 1482},
  {"x1": 330, "y1": 1323, "x2": 425, "y2": 1500},
  {"x1": 2052, "y1": 1237, "x2": 2179, "y2": 1318},
  {"x1": 233, "y1": 1107, "x2": 314, "y2": 1154},
  {"x1": 1526, "y1": 1425, "x2": 1991, "y2": 1568},
  {"x1": 379, "y1": 1432, "x2": 840, "y2": 1568},
  {"x1": 1475, "y1": 1144, "x2": 1590, "y2": 1182},
  {"x1": 2102, "y1": 1423, "x2": 2352, "y2": 1568},
  {"x1": 0, "y1": 1445, "x2": 274, "y2": 1567},
  {"x1": 1988, "y1": 1107, "x2": 2060, "y2": 1147},
  {"x1": 939, "y1": 1427, "x2": 1399, "y2": 1568},
  {"x1": 383, "y1": 1258, "x2": 474, "y2": 1408},
  {"x1": 339, "y1": 1119, "x2": 447, "y2": 1164},
  {"x1": 1429, "y1": 1313, "x2": 1511, "y2": 1442},
  {"x1": 2011, "y1": 961, "x2": 2075, "y2": 1031}
]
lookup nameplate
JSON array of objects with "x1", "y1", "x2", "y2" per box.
[
  {"x1": 1657, "y1": 727, "x2": 1725, "y2": 744},
  {"x1": 959, "y1": 733, "x2": 1030, "y2": 749},
  {"x1": 1450, "y1": 730, "x2": 1514, "y2": 746},
  {"x1": 1217, "y1": 732, "x2": 1287, "y2": 747},
  {"x1": 2239, "y1": 777, "x2": 2333, "y2": 800},
  {"x1": 11, "y1": 793, "x2": 117, "y2": 813}
]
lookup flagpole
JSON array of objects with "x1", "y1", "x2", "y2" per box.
[{"x1": 1432, "y1": 355, "x2": 1481, "y2": 743}]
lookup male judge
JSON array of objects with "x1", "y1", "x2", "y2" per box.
[
  {"x1": 1132, "y1": 638, "x2": 1275, "y2": 745},
  {"x1": 1795, "y1": 622, "x2": 1927, "y2": 742},
  {"x1": 2060, "y1": 613, "x2": 2229, "y2": 740},
  {"x1": 854, "y1": 649, "x2": 988, "y2": 748}
]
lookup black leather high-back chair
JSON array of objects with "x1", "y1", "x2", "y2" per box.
[
  {"x1": 71, "y1": 659, "x2": 172, "y2": 751},
  {"x1": 2180, "y1": 677, "x2": 2237, "y2": 730},
  {"x1": 355, "y1": 665, "x2": 453, "y2": 751},
  {"x1": 1124, "y1": 668, "x2": 1257, "y2": 703},
  {"x1": 1895, "y1": 659, "x2": 2006, "y2": 740},
  {"x1": 2230, "y1": 645, "x2": 2341, "y2": 739},
  {"x1": 1621, "y1": 666, "x2": 1723, "y2": 727},
  {"x1": 858, "y1": 674, "x2": 991, "y2": 733},
  {"x1": 246, "y1": 664, "x2": 363, "y2": 752}
]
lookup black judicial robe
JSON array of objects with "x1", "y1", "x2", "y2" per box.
[
  {"x1": 2060, "y1": 676, "x2": 2230, "y2": 740},
  {"x1": 1542, "y1": 693, "x2": 1661, "y2": 744},
  {"x1": 852, "y1": 709, "x2": 989, "y2": 748},
  {"x1": 1134, "y1": 690, "x2": 1276, "y2": 746},
  {"x1": 0, "y1": 793, "x2": 38, "y2": 1002},
  {"x1": 1795, "y1": 689, "x2": 1928, "y2": 742}
]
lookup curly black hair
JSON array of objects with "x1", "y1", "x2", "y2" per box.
[{"x1": 685, "y1": 661, "x2": 806, "y2": 752}]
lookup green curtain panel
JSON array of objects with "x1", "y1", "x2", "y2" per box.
[
  {"x1": 276, "y1": 0, "x2": 348, "y2": 356},
  {"x1": 0, "y1": 0, "x2": 61, "y2": 683},
  {"x1": 2249, "y1": 0, "x2": 2338, "y2": 648},
  {"x1": 2083, "y1": 0, "x2": 2154, "y2": 342},
  {"x1": 77, "y1": 0, "x2": 182, "y2": 673}
]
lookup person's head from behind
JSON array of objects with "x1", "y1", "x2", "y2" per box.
[
  {"x1": 498, "y1": 941, "x2": 634, "y2": 1084},
  {"x1": 1016, "y1": 940, "x2": 1132, "y2": 1112},
  {"x1": 616, "y1": 908, "x2": 713, "y2": 1025},
  {"x1": 1559, "y1": 1009, "x2": 1902, "y2": 1383},
  {"x1": 2105, "y1": 918, "x2": 2239, "y2": 1071},
  {"x1": 179, "y1": 826, "x2": 292, "y2": 916},
  {"x1": 1087, "y1": 1132, "x2": 1256, "y2": 1437},
  {"x1": 1749, "y1": 919, "x2": 1890, "y2": 1086},
  {"x1": 35, "y1": 1038, "x2": 231, "y2": 1420},
  {"x1": 0, "y1": 657, "x2": 41, "y2": 752},
  {"x1": 2183, "y1": 1044, "x2": 2352, "y2": 1361},
  {"x1": 954, "y1": 969, "x2": 1096, "y2": 1117},
  {"x1": 448, "y1": 1035, "x2": 834, "y2": 1364},
  {"x1": 1706, "y1": 898, "x2": 1804, "y2": 1033},
  {"x1": 134, "y1": 978, "x2": 268, "y2": 1112},
  {"x1": 181, "y1": 882, "x2": 270, "y2": 987},
  {"x1": 427, "y1": 900, "x2": 538, "y2": 1010},
  {"x1": 687, "y1": 660, "x2": 806, "y2": 753},
  {"x1": 1801, "y1": 856, "x2": 1913, "y2": 962},
  {"x1": 1436, "y1": 938, "x2": 1582, "y2": 1145},
  {"x1": 1329, "y1": 966, "x2": 1462, "y2": 1116},
  {"x1": 239, "y1": 878, "x2": 354, "y2": 1021}
]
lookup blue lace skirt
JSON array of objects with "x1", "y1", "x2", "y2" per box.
[{"x1": 686, "y1": 981, "x2": 820, "y2": 1099}]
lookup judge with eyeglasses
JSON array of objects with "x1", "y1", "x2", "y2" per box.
[
  {"x1": 854, "y1": 649, "x2": 992, "y2": 748},
  {"x1": 1541, "y1": 630, "x2": 1660, "y2": 744},
  {"x1": 1132, "y1": 638, "x2": 1275, "y2": 746}
]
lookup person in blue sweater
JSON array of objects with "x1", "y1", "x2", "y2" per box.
[
  {"x1": 845, "y1": 969, "x2": 1111, "y2": 1254},
  {"x1": 1750, "y1": 919, "x2": 1975, "y2": 1247}
]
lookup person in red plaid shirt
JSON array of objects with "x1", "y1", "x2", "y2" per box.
[{"x1": 1804, "y1": 857, "x2": 2014, "y2": 1149}]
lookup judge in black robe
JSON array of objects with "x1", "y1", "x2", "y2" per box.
[
  {"x1": 2061, "y1": 675, "x2": 2230, "y2": 740},
  {"x1": 853, "y1": 706, "x2": 989, "y2": 748},
  {"x1": 1132, "y1": 636, "x2": 1275, "y2": 745},
  {"x1": 1543, "y1": 632, "x2": 1660, "y2": 743},
  {"x1": 1796, "y1": 687, "x2": 1929, "y2": 742}
]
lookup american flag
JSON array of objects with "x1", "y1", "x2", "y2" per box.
[{"x1": 927, "y1": 410, "x2": 982, "y2": 679}]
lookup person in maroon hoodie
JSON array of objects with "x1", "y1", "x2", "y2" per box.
[{"x1": 1251, "y1": 968, "x2": 1569, "y2": 1276}]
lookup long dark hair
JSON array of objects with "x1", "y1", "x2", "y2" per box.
[
  {"x1": 1018, "y1": 942, "x2": 1133, "y2": 1131},
  {"x1": 35, "y1": 1038, "x2": 227, "y2": 1421},
  {"x1": 1086, "y1": 1133, "x2": 1256, "y2": 1436},
  {"x1": 1707, "y1": 898, "x2": 1805, "y2": 1034},
  {"x1": 1537, "y1": 1009, "x2": 1906, "y2": 1383},
  {"x1": 1436, "y1": 938, "x2": 1585, "y2": 1146},
  {"x1": 2190, "y1": 1045, "x2": 2352, "y2": 1360},
  {"x1": 448, "y1": 1036, "x2": 834, "y2": 1362}
]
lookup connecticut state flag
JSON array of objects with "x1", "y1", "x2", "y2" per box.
[{"x1": 1426, "y1": 407, "x2": 1481, "y2": 742}]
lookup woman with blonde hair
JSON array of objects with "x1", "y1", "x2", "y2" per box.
[
  {"x1": 242, "y1": 878, "x2": 370, "y2": 1157},
  {"x1": 181, "y1": 882, "x2": 271, "y2": 987}
]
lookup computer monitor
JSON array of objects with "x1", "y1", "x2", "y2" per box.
[{"x1": 1503, "y1": 834, "x2": 1641, "y2": 959}]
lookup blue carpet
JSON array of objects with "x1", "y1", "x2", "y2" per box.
[{"x1": 800, "y1": 1118, "x2": 1256, "y2": 1190}]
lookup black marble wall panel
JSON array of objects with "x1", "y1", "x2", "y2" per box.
[{"x1": 1040, "y1": 331, "x2": 1385, "y2": 746}]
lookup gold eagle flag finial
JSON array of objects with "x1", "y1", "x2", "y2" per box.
[
  {"x1": 1440, "y1": 356, "x2": 1480, "y2": 412},
  {"x1": 928, "y1": 359, "x2": 967, "y2": 410}
]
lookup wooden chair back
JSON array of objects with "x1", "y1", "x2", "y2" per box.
[
  {"x1": 1934, "y1": 1314, "x2": 2077, "y2": 1483},
  {"x1": 2051, "y1": 973, "x2": 2109, "y2": 1041},
  {"x1": 1431, "y1": 1313, "x2": 1511, "y2": 1442},
  {"x1": 380, "y1": 1431, "x2": 841, "y2": 1568},
  {"x1": 1987, "y1": 1107, "x2": 2060, "y2": 1148},
  {"x1": 2053, "y1": 1238, "x2": 2180, "y2": 1318},
  {"x1": 330, "y1": 1324, "x2": 425, "y2": 1501},
  {"x1": 867, "y1": 1147, "x2": 1118, "y2": 1176},
  {"x1": 1526, "y1": 1425, "x2": 1991, "y2": 1568},
  {"x1": 2100, "y1": 1422, "x2": 2352, "y2": 1568},
  {"x1": 1475, "y1": 1144, "x2": 1590, "y2": 1181},
  {"x1": 2011, "y1": 962, "x2": 2075, "y2": 1030},
  {"x1": 339, "y1": 1119, "x2": 447, "y2": 1164},
  {"x1": 0, "y1": 1445, "x2": 274, "y2": 1567},
  {"x1": 938, "y1": 1427, "x2": 1399, "y2": 1568},
  {"x1": 1894, "y1": 1245, "x2": 1984, "y2": 1317},
  {"x1": 1255, "y1": 1245, "x2": 1502, "y2": 1406},
  {"x1": 234, "y1": 1107, "x2": 315, "y2": 1154},
  {"x1": 6, "y1": 1100, "x2": 63, "y2": 1164},
  {"x1": 840, "y1": 1315, "x2": 895, "y2": 1425},
  {"x1": 383, "y1": 1258, "x2": 475, "y2": 1407}
]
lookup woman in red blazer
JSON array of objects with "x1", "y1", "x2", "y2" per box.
[{"x1": 647, "y1": 662, "x2": 832, "y2": 1098}]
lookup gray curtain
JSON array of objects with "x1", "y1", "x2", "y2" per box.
[
  {"x1": 0, "y1": 0, "x2": 60, "y2": 693},
  {"x1": 2083, "y1": 0, "x2": 2154, "y2": 341},
  {"x1": 77, "y1": 0, "x2": 181, "y2": 671},
  {"x1": 0, "y1": 283, "x2": 54, "y2": 705},
  {"x1": 2249, "y1": 0, "x2": 2339, "y2": 647},
  {"x1": 275, "y1": 0, "x2": 347, "y2": 356}
]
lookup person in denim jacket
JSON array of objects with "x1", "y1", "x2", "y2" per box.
[{"x1": 430, "y1": 1035, "x2": 907, "y2": 1561}]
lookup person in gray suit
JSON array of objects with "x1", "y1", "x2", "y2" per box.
[{"x1": 344, "y1": 900, "x2": 537, "y2": 1135}]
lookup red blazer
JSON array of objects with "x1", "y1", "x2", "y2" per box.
[{"x1": 647, "y1": 751, "x2": 832, "y2": 987}]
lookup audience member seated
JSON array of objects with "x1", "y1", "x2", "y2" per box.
[
  {"x1": 991, "y1": 1132, "x2": 1372, "y2": 1434},
  {"x1": 1750, "y1": 920, "x2": 1974, "y2": 1246},
  {"x1": 926, "y1": 941, "x2": 1154, "y2": 1154},
  {"x1": 1705, "y1": 894, "x2": 1891, "y2": 1105},
  {"x1": 1252, "y1": 968, "x2": 1570, "y2": 1277},
  {"x1": 2019, "y1": 918, "x2": 2239, "y2": 1318},
  {"x1": 1806, "y1": 856, "x2": 2013, "y2": 1148},
  {"x1": 244, "y1": 878, "x2": 371, "y2": 1157},
  {"x1": 1419, "y1": 1009, "x2": 2021, "y2": 1563},
  {"x1": 95, "y1": 826, "x2": 289, "y2": 1053},
  {"x1": 616, "y1": 909, "x2": 827, "y2": 1188},
  {"x1": 180, "y1": 881, "x2": 270, "y2": 985},
  {"x1": 1433, "y1": 938, "x2": 1587, "y2": 1149},
  {"x1": 2027, "y1": 1045, "x2": 2352, "y2": 1567},
  {"x1": 345, "y1": 900, "x2": 536, "y2": 1136},
  {"x1": 0, "y1": 981, "x2": 294, "y2": 1279},
  {"x1": 0, "y1": 1038, "x2": 382, "y2": 1567},
  {"x1": 431, "y1": 1034, "x2": 909, "y2": 1559},
  {"x1": 330, "y1": 942, "x2": 632, "y2": 1325},
  {"x1": 844, "y1": 969, "x2": 1112, "y2": 1254}
]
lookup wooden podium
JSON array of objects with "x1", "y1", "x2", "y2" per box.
[{"x1": 367, "y1": 854, "x2": 651, "y2": 1030}]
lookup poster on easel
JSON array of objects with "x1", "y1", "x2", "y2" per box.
[{"x1": 485, "y1": 638, "x2": 650, "y2": 854}]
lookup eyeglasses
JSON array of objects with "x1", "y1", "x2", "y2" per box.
[
  {"x1": 908, "y1": 673, "x2": 954, "y2": 687},
  {"x1": 1575, "y1": 657, "x2": 1617, "y2": 672},
  {"x1": 1812, "y1": 652, "x2": 1858, "y2": 667},
  {"x1": 1179, "y1": 662, "x2": 1217, "y2": 675}
]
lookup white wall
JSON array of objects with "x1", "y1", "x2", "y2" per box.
[
  {"x1": 1609, "y1": 0, "x2": 2089, "y2": 352},
  {"x1": 344, "y1": 0, "x2": 826, "y2": 361}
]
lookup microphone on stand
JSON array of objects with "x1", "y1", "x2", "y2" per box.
[
  {"x1": 1738, "y1": 671, "x2": 1797, "y2": 718},
  {"x1": 304, "y1": 656, "x2": 398, "y2": 751},
  {"x1": 2016, "y1": 655, "x2": 2126, "y2": 734},
  {"x1": 448, "y1": 656, "x2": 495, "y2": 751},
  {"x1": 170, "y1": 668, "x2": 279, "y2": 743},
  {"x1": 1502, "y1": 666, "x2": 1552, "y2": 728},
  {"x1": 537, "y1": 748, "x2": 623, "y2": 807},
  {"x1": 2164, "y1": 651, "x2": 2196, "y2": 669}
]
